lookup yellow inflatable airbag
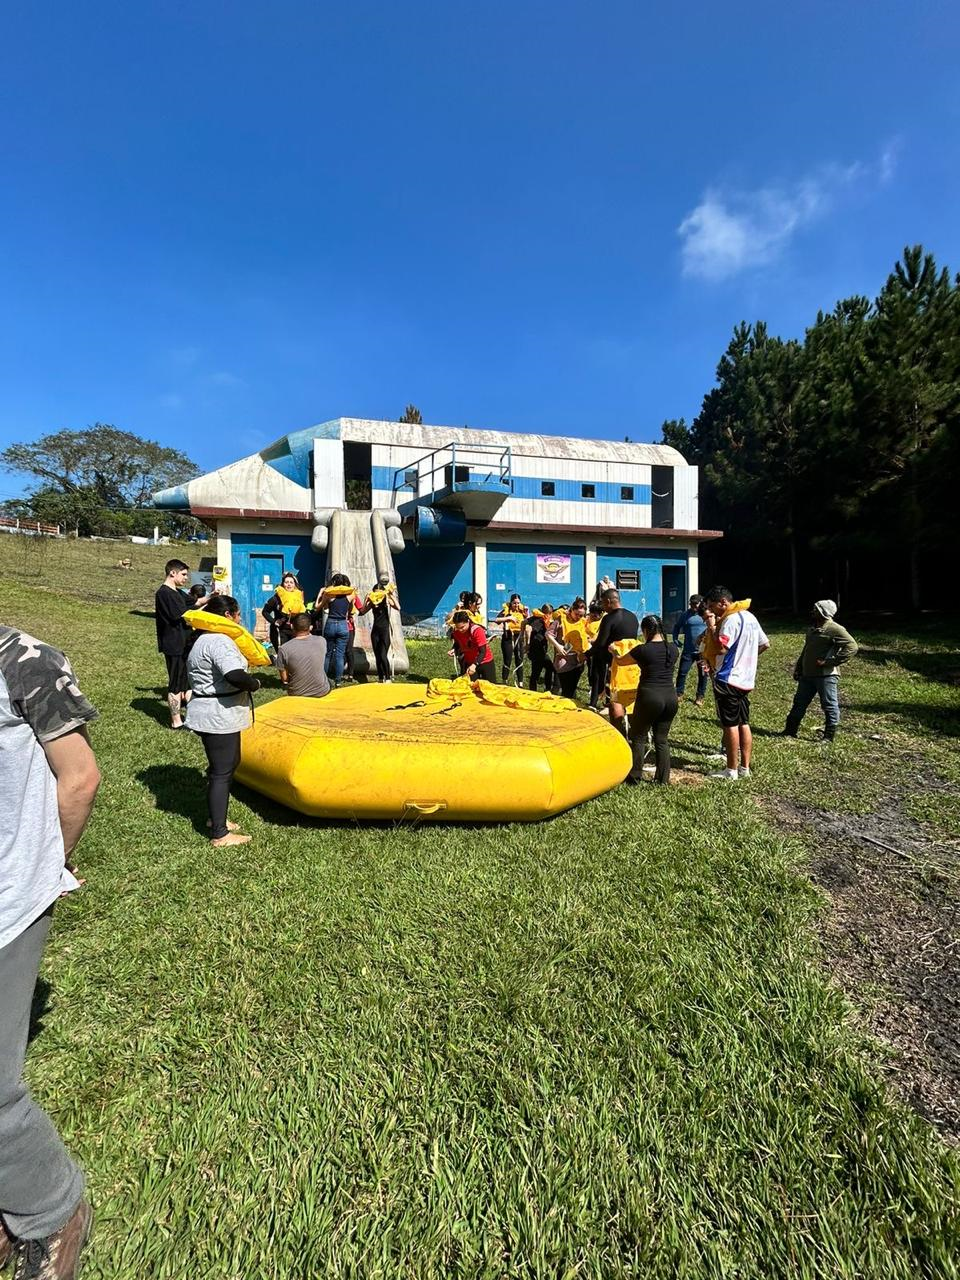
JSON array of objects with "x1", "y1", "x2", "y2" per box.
[{"x1": 236, "y1": 683, "x2": 631, "y2": 822}]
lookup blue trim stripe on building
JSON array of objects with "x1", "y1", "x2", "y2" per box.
[{"x1": 371, "y1": 465, "x2": 651, "y2": 505}]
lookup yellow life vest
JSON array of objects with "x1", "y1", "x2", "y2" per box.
[
  {"x1": 608, "y1": 638, "x2": 642, "y2": 711},
  {"x1": 585, "y1": 618, "x2": 601, "y2": 642},
  {"x1": 322, "y1": 584, "x2": 356, "y2": 598},
  {"x1": 559, "y1": 615, "x2": 590, "y2": 657},
  {"x1": 701, "y1": 599, "x2": 752, "y2": 670},
  {"x1": 276, "y1": 586, "x2": 306, "y2": 615},
  {"x1": 367, "y1": 585, "x2": 396, "y2": 607},
  {"x1": 530, "y1": 609, "x2": 554, "y2": 621},
  {"x1": 184, "y1": 609, "x2": 272, "y2": 667},
  {"x1": 496, "y1": 606, "x2": 526, "y2": 633}
]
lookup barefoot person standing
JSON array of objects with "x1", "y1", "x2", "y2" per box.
[
  {"x1": 185, "y1": 596, "x2": 259, "y2": 847},
  {"x1": 0, "y1": 625, "x2": 101, "y2": 1278}
]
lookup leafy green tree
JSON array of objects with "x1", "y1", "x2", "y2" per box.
[{"x1": 1, "y1": 424, "x2": 198, "y2": 508}]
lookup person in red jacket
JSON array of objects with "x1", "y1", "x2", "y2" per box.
[{"x1": 448, "y1": 611, "x2": 497, "y2": 681}]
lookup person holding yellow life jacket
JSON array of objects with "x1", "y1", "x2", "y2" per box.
[
  {"x1": 313, "y1": 574, "x2": 356, "y2": 687},
  {"x1": 491, "y1": 593, "x2": 528, "y2": 686},
  {"x1": 358, "y1": 572, "x2": 400, "y2": 682},
  {"x1": 184, "y1": 595, "x2": 262, "y2": 847},
  {"x1": 262, "y1": 572, "x2": 305, "y2": 652},
  {"x1": 546, "y1": 597, "x2": 590, "y2": 699},
  {"x1": 612, "y1": 614, "x2": 680, "y2": 784}
]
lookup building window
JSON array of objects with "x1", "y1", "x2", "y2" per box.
[
  {"x1": 541, "y1": 481, "x2": 555, "y2": 496},
  {"x1": 403, "y1": 469, "x2": 418, "y2": 488},
  {"x1": 621, "y1": 486, "x2": 634, "y2": 501},
  {"x1": 616, "y1": 569, "x2": 640, "y2": 591},
  {"x1": 581, "y1": 483, "x2": 596, "y2": 499}
]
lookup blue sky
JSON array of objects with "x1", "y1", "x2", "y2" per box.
[{"x1": 1, "y1": 0, "x2": 958, "y2": 493}]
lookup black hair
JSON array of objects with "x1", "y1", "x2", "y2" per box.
[
  {"x1": 689, "y1": 594, "x2": 704, "y2": 608},
  {"x1": 187, "y1": 583, "x2": 206, "y2": 600},
  {"x1": 570, "y1": 597, "x2": 586, "y2": 610},
  {"x1": 601, "y1": 587, "x2": 619, "y2": 603},
  {"x1": 204, "y1": 594, "x2": 240, "y2": 616},
  {"x1": 280, "y1": 572, "x2": 300, "y2": 586},
  {"x1": 641, "y1": 614, "x2": 671, "y2": 666},
  {"x1": 705, "y1": 585, "x2": 733, "y2": 603},
  {"x1": 291, "y1": 612, "x2": 312, "y2": 634},
  {"x1": 452, "y1": 609, "x2": 471, "y2": 625},
  {"x1": 587, "y1": 600, "x2": 603, "y2": 615},
  {"x1": 165, "y1": 558, "x2": 189, "y2": 575},
  {"x1": 540, "y1": 603, "x2": 554, "y2": 614},
  {"x1": 509, "y1": 593, "x2": 522, "y2": 606},
  {"x1": 329, "y1": 572, "x2": 351, "y2": 588},
  {"x1": 463, "y1": 592, "x2": 481, "y2": 609}
]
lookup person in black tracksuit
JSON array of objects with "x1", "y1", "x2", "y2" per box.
[
  {"x1": 587, "y1": 588, "x2": 639, "y2": 721},
  {"x1": 614, "y1": 614, "x2": 680, "y2": 784},
  {"x1": 359, "y1": 576, "x2": 400, "y2": 682},
  {"x1": 524, "y1": 606, "x2": 555, "y2": 692}
]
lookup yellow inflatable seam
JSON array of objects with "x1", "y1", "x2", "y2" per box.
[{"x1": 425, "y1": 677, "x2": 578, "y2": 713}]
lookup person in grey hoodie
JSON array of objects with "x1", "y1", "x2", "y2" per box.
[{"x1": 783, "y1": 600, "x2": 859, "y2": 741}]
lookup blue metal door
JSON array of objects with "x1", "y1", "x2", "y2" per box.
[{"x1": 661, "y1": 564, "x2": 687, "y2": 630}]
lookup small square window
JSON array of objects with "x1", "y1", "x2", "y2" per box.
[
  {"x1": 541, "y1": 480, "x2": 555, "y2": 496},
  {"x1": 403, "y1": 470, "x2": 418, "y2": 488},
  {"x1": 621, "y1": 486, "x2": 634, "y2": 501},
  {"x1": 582, "y1": 483, "x2": 596, "y2": 499}
]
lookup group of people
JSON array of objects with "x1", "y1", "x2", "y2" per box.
[
  {"x1": 154, "y1": 560, "x2": 404, "y2": 850},
  {"x1": 443, "y1": 583, "x2": 859, "y2": 788},
  {"x1": 262, "y1": 571, "x2": 400, "y2": 687}
]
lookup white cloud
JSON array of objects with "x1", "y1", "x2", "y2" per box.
[
  {"x1": 678, "y1": 143, "x2": 899, "y2": 282},
  {"x1": 205, "y1": 370, "x2": 245, "y2": 389}
]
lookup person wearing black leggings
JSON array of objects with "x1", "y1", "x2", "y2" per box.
[
  {"x1": 612, "y1": 614, "x2": 680, "y2": 785},
  {"x1": 184, "y1": 595, "x2": 260, "y2": 845},
  {"x1": 359, "y1": 574, "x2": 400, "y2": 682},
  {"x1": 492, "y1": 594, "x2": 527, "y2": 685},
  {"x1": 524, "y1": 605, "x2": 556, "y2": 692}
]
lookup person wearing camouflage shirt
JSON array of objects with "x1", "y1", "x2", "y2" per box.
[{"x1": 0, "y1": 626, "x2": 100, "y2": 1279}]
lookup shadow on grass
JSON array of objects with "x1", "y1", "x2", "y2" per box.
[
  {"x1": 29, "y1": 978, "x2": 51, "y2": 1047},
  {"x1": 848, "y1": 701, "x2": 960, "y2": 739},
  {"x1": 137, "y1": 764, "x2": 208, "y2": 833},
  {"x1": 858, "y1": 647, "x2": 960, "y2": 688},
  {"x1": 128, "y1": 609, "x2": 156, "y2": 619},
  {"x1": 130, "y1": 697, "x2": 174, "y2": 726}
]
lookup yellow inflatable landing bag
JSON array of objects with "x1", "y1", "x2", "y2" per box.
[
  {"x1": 184, "y1": 609, "x2": 272, "y2": 667},
  {"x1": 236, "y1": 683, "x2": 631, "y2": 822},
  {"x1": 426, "y1": 678, "x2": 578, "y2": 713}
]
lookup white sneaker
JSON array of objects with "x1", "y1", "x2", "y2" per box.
[
  {"x1": 709, "y1": 768, "x2": 739, "y2": 781},
  {"x1": 738, "y1": 766, "x2": 751, "y2": 779}
]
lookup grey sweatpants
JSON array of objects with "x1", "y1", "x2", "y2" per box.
[{"x1": 0, "y1": 908, "x2": 84, "y2": 1240}]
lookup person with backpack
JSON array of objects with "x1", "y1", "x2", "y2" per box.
[{"x1": 783, "y1": 600, "x2": 859, "y2": 742}]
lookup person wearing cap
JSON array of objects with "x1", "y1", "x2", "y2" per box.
[{"x1": 783, "y1": 600, "x2": 858, "y2": 742}]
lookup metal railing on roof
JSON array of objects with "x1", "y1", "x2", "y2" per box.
[{"x1": 391, "y1": 442, "x2": 512, "y2": 503}]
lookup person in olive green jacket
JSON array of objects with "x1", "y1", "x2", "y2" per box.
[{"x1": 783, "y1": 600, "x2": 858, "y2": 741}]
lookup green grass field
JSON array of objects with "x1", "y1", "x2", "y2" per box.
[{"x1": 2, "y1": 535, "x2": 959, "y2": 1279}]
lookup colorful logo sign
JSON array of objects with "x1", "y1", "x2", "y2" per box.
[{"x1": 536, "y1": 553, "x2": 571, "y2": 584}]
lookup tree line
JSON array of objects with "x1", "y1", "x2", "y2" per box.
[
  {"x1": 663, "y1": 245, "x2": 958, "y2": 612},
  {"x1": 0, "y1": 424, "x2": 202, "y2": 540}
]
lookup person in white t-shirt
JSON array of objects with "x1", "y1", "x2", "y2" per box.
[{"x1": 703, "y1": 586, "x2": 770, "y2": 781}]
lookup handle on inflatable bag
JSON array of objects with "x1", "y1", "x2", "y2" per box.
[{"x1": 403, "y1": 800, "x2": 448, "y2": 816}]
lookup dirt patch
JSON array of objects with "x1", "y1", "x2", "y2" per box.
[{"x1": 765, "y1": 792, "x2": 960, "y2": 1143}]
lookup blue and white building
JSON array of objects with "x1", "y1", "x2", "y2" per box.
[{"x1": 154, "y1": 417, "x2": 721, "y2": 633}]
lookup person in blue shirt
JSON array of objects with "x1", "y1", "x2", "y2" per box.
[{"x1": 673, "y1": 594, "x2": 709, "y2": 704}]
